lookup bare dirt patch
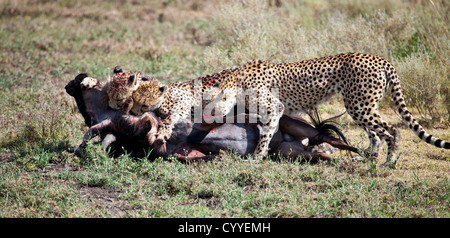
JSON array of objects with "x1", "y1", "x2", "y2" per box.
[{"x1": 80, "y1": 185, "x2": 130, "y2": 217}]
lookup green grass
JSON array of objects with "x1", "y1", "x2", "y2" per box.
[
  {"x1": 2, "y1": 144, "x2": 448, "y2": 217},
  {"x1": 0, "y1": 0, "x2": 449, "y2": 217}
]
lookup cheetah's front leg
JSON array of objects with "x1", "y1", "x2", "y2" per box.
[
  {"x1": 254, "y1": 96, "x2": 285, "y2": 157},
  {"x1": 254, "y1": 118, "x2": 282, "y2": 156},
  {"x1": 154, "y1": 121, "x2": 173, "y2": 156},
  {"x1": 154, "y1": 107, "x2": 191, "y2": 155}
]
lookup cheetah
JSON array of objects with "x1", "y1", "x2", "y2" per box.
[
  {"x1": 125, "y1": 69, "x2": 237, "y2": 154},
  {"x1": 207, "y1": 52, "x2": 449, "y2": 166},
  {"x1": 106, "y1": 65, "x2": 152, "y2": 113}
]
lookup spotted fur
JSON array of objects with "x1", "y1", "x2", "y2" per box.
[
  {"x1": 106, "y1": 66, "x2": 148, "y2": 112},
  {"x1": 209, "y1": 52, "x2": 449, "y2": 166},
  {"x1": 129, "y1": 69, "x2": 237, "y2": 155}
]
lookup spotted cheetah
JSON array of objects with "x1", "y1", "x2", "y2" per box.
[
  {"x1": 128, "y1": 68, "x2": 237, "y2": 154},
  {"x1": 106, "y1": 65, "x2": 151, "y2": 113},
  {"x1": 208, "y1": 52, "x2": 449, "y2": 166}
]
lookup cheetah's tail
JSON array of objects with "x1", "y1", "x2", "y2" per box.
[{"x1": 386, "y1": 64, "x2": 450, "y2": 149}]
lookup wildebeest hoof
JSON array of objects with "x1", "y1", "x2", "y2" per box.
[{"x1": 67, "y1": 147, "x2": 81, "y2": 157}]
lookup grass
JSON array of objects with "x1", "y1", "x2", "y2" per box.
[{"x1": 0, "y1": 0, "x2": 449, "y2": 217}]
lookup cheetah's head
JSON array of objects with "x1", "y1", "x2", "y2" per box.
[
  {"x1": 106, "y1": 66, "x2": 150, "y2": 111},
  {"x1": 130, "y1": 79, "x2": 167, "y2": 116}
]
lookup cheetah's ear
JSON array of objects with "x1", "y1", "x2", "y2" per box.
[
  {"x1": 113, "y1": 65, "x2": 123, "y2": 74},
  {"x1": 159, "y1": 85, "x2": 166, "y2": 93},
  {"x1": 128, "y1": 74, "x2": 139, "y2": 88}
]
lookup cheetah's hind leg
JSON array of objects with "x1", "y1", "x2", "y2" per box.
[
  {"x1": 364, "y1": 115, "x2": 400, "y2": 168},
  {"x1": 364, "y1": 129, "x2": 382, "y2": 160}
]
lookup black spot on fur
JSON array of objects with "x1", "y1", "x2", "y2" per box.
[
  {"x1": 434, "y1": 139, "x2": 442, "y2": 147},
  {"x1": 418, "y1": 131, "x2": 425, "y2": 139}
]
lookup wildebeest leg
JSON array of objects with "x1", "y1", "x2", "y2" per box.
[
  {"x1": 102, "y1": 133, "x2": 117, "y2": 150},
  {"x1": 279, "y1": 115, "x2": 360, "y2": 154},
  {"x1": 314, "y1": 134, "x2": 359, "y2": 154},
  {"x1": 68, "y1": 131, "x2": 116, "y2": 156},
  {"x1": 274, "y1": 141, "x2": 333, "y2": 163},
  {"x1": 80, "y1": 119, "x2": 113, "y2": 148},
  {"x1": 279, "y1": 115, "x2": 323, "y2": 140}
]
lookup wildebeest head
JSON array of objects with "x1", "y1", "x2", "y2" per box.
[
  {"x1": 65, "y1": 73, "x2": 88, "y2": 96},
  {"x1": 65, "y1": 73, "x2": 92, "y2": 127}
]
